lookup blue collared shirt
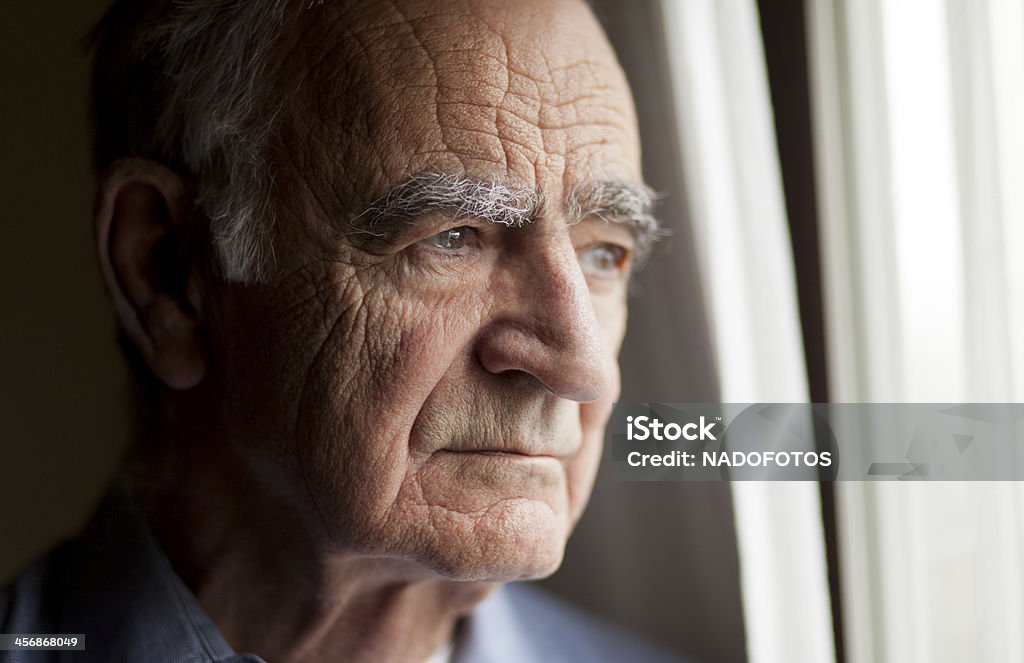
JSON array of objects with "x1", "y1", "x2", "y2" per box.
[{"x1": 1, "y1": 494, "x2": 682, "y2": 663}]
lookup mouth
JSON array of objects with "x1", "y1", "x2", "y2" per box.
[
  {"x1": 439, "y1": 446, "x2": 575, "y2": 460},
  {"x1": 443, "y1": 449, "x2": 560, "y2": 459},
  {"x1": 434, "y1": 432, "x2": 582, "y2": 460}
]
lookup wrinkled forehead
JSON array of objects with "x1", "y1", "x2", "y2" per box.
[{"x1": 279, "y1": 0, "x2": 641, "y2": 211}]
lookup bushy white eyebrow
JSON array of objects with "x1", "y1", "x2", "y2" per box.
[
  {"x1": 566, "y1": 180, "x2": 662, "y2": 260},
  {"x1": 351, "y1": 173, "x2": 543, "y2": 235},
  {"x1": 348, "y1": 172, "x2": 662, "y2": 259}
]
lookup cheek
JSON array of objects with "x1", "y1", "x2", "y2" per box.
[
  {"x1": 591, "y1": 289, "x2": 629, "y2": 353},
  {"x1": 567, "y1": 358, "x2": 618, "y2": 524},
  {"x1": 291, "y1": 269, "x2": 490, "y2": 527},
  {"x1": 565, "y1": 408, "x2": 608, "y2": 525},
  {"x1": 564, "y1": 291, "x2": 622, "y2": 525}
]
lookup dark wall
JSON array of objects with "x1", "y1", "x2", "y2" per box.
[{"x1": 0, "y1": 2, "x2": 129, "y2": 581}]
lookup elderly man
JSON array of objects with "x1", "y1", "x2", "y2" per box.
[{"x1": 2, "y1": 0, "x2": 674, "y2": 661}]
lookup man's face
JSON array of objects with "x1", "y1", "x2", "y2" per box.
[{"x1": 207, "y1": 0, "x2": 645, "y2": 581}]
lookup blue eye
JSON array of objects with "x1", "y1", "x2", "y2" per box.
[
  {"x1": 579, "y1": 243, "x2": 628, "y2": 276},
  {"x1": 432, "y1": 227, "x2": 471, "y2": 250}
]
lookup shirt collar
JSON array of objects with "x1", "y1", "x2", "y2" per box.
[
  {"x1": 452, "y1": 585, "x2": 535, "y2": 663},
  {"x1": 64, "y1": 489, "x2": 262, "y2": 663}
]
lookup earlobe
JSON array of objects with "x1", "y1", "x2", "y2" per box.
[{"x1": 94, "y1": 158, "x2": 207, "y2": 390}]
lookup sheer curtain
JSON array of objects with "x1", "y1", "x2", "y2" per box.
[
  {"x1": 659, "y1": 1, "x2": 836, "y2": 662},
  {"x1": 807, "y1": 0, "x2": 1024, "y2": 660}
]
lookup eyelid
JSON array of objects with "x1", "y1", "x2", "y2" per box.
[
  {"x1": 425, "y1": 217, "x2": 491, "y2": 239},
  {"x1": 573, "y1": 216, "x2": 638, "y2": 249}
]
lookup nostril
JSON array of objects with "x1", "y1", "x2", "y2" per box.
[
  {"x1": 475, "y1": 344, "x2": 552, "y2": 392},
  {"x1": 497, "y1": 368, "x2": 531, "y2": 380},
  {"x1": 493, "y1": 367, "x2": 544, "y2": 390}
]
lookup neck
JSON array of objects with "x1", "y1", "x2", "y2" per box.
[
  {"x1": 201, "y1": 556, "x2": 490, "y2": 663},
  {"x1": 133, "y1": 423, "x2": 496, "y2": 663}
]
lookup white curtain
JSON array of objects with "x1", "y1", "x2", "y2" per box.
[
  {"x1": 660, "y1": 1, "x2": 837, "y2": 662},
  {"x1": 807, "y1": 0, "x2": 1024, "y2": 660}
]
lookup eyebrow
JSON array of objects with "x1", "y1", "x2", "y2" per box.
[
  {"x1": 346, "y1": 172, "x2": 662, "y2": 258},
  {"x1": 566, "y1": 180, "x2": 662, "y2": 260}
]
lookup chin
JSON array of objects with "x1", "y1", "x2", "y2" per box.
[{"x1": 416, "y1": 496, "x2": 572, "y2": 582}]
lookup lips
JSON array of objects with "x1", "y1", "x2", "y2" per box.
[
  {"x1": 449, "y1": 449, "x2": 558, "y2": 459},
  {"x1": 442, "y1": 438, "x2": 580, "y2": 459}
]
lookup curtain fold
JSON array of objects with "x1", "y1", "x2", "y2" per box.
[
  {"x1": 659, "y1": 1, "x2": 836, "y2": 661},
  {"x1": 807, "y1": 0, "x2": 1024, "y2": 660}
]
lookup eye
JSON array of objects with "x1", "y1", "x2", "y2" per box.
[
  {"x1": 579, "y1": 243, "x2": 629, "y2": 277},
  {"x1": 428, "y1": 226, "x2": 473, "y2": 251}
]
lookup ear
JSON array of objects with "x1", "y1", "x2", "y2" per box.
[{"x1": 94, "y1": 158, "x2": 207, "y2": 390}]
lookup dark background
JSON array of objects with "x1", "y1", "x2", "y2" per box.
[{"x1": 1, "y1": 0, "x2": 131, "y2": 581}]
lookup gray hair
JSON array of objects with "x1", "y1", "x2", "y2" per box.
[
  {"x1": 357, "y1": 173, "x2": 545, "y2": 233},
  {"x1": 88, "y1": 0, "x2": 292, "y2": 282}
]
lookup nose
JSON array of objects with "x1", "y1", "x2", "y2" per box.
[{"x1": 474, "y1": 238, "x2": 616, "y2": 403}]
